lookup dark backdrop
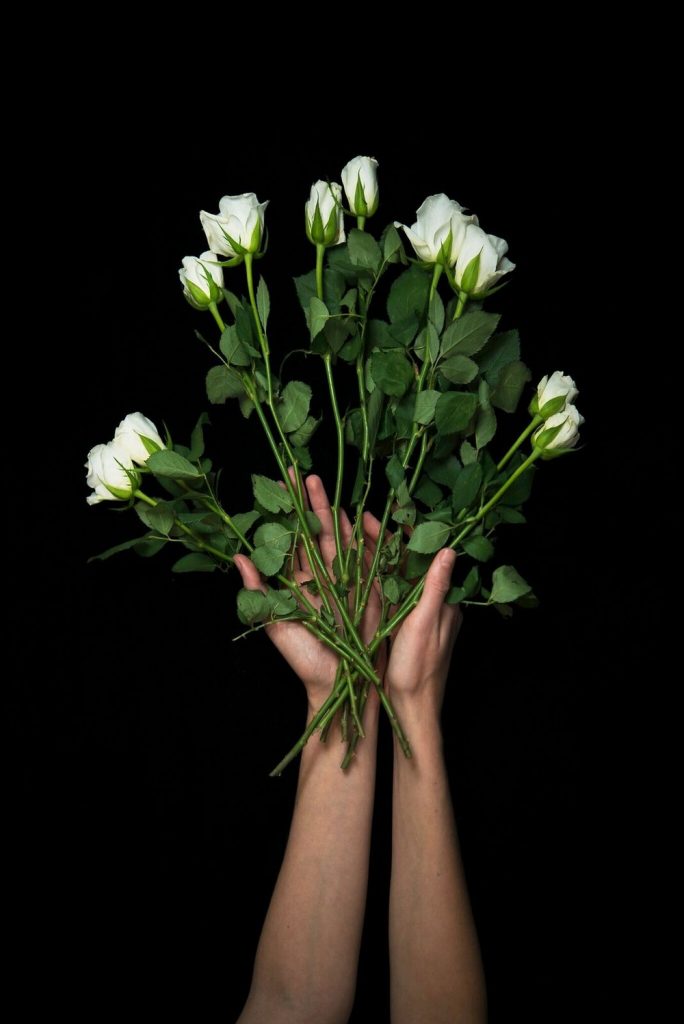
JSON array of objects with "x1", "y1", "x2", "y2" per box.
[{"x1": 13, "y1": 106, "x2": 643, "y2": 1021}]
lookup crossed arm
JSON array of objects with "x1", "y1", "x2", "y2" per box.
[{"x1": 235, "y1": 476, "x2": 486, "y2": 1024}]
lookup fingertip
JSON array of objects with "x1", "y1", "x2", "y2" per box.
[{"x1": 440, "y1": 548, "x2": 456, "y2": 571}]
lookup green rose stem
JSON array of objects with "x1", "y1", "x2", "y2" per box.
[
  {"x1": 496, "y1": 415, "x2": 543, "y2": 471},
  {"x1": 356, "y1": 215, "x2": 366, "y2": 230},
  {"x1": 242, "y1": 257, "x2": 360, "y2": 639},
  {"x1": 208, "y1": 302, "x2": 226, "y2": 333},
  {"x1": 315, "y1": 242, "x2": 346, "y2": 582}
]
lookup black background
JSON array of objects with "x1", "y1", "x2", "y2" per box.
[{"x1": 13, "y1": 95, "x2": 645, "y2": 1021}]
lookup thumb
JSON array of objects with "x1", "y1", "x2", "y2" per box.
[
  {"x1": 415, "y1": 548, "x2": 456, "y2": 622},
  {"x1": 233, "y1": 553, "x2": 267, "y2": 594}
]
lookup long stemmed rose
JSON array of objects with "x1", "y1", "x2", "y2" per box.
[{"x1": 86, "y1": 156, "x2": 584, "y2": 774}]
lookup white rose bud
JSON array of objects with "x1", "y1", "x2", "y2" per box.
[
  {"x1": 533, "y1": 403, "x2": 584, "y2": 455},
  {"x1": 200, "y1": 193, "x2": 268, "y2": 258},
  {"x1": 395, "y1": 194, "x2": 476, "y2": 266},
  {"x1": 453, "y1": 223, "x2": 515, "y2": 295},
  {"x1": 178, "y1": 251, "x2": 224, "y2": 309},
  {"x1": 114, "y1": 412, "x2": 165, "y2": 465},
  {"x1": 85, "y1": 441, "x2": 138, "y2": 505},
  {"x1": 306, "y1": 180, "x2": 345, "y2": 247},
  {"x1": 534, "y1": 371, "x2": 579, "y2": 419},
  {"x1": 341, "y1": 155, "x2": 379, "y2": 218}
]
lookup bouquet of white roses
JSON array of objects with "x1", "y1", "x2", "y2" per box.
[{"x1": 86, "y1": 156, "x2": 584, "y2": 774}]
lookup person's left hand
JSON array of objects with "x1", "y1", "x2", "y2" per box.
[{"x1": 233, "y1": 473, "x2": 384, "y2": 711}]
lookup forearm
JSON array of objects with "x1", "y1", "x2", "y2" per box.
[
  {"x1": 389, "y1": 709, "x2": 486, "y2": 1024},
  {"x1": 239, "y1": 694, "x2": 379, "y2": 1024}
]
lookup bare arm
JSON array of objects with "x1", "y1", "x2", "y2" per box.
[
  {"x1": 371, "y1": 530, "x2": 487, "y2": 1024},
  {"x1": 236, "y1": 476, "x2": 382, "y2": 1024}
]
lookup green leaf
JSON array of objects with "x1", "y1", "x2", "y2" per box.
[
  {"x1": 475, "y1": 405, "x2": 497, "y2": 448},
  {"x1": 347, "y1": 228, "x2": 382, "y2": 272},
  {"x1": 256, "y1": 276, "x2": 270, "y2": 330},
  {"x1": 309, "y1": 296, "x2": 329, "y2": 339},
  {"x1": 371, "y1": 350, "x2": 414, "y2": 397},
  {"x1": 491, "y1": 361, "x2": 532, "y2": 413},
  {"x1": 426, "y1": 455, "x2": 461, "y2": 487},
  {"x1": 381, "y1": 223, "x2": 404, "y2": 262},
  {"x1": 496, "y1": 506, "x2": 527, "y2": 524},
  {"x1": 234, "y1": 304, "x2": 258, "y2": 351},
  {"x1": 387, "y1": 266, "x2": 431, "y2": 323},
  {"x1": 452, "y1": 463, "x2": 483, "y2": 512},
  {"x1": 478, "y1": 329, "x2": 521, "y2": 383},
  {"x1": 294, "y1": 269, "x2": 316, "y2": 313},
  {"x1": 490, "y1": 565, "x2": 532, "y2": 604},
  {"x1": 304, "y1": 510, "x2": 322, "y2": 535},
  {"x1": 429, "y1": 292, "x2": 445, "y2": 334},
  {"x1": 206, "y1": 365, "x2": 243, "y2": 404},
  {"x1": 414, "y1": 477, "x2": 443, "y2": 507},
  {"x1": 447, "y1": 565, "x2": 481, "y2": 603},
  {"x1": 407, "y1": 520, "x2": 453, "y2": 553},
  {"x1": 253, "y1": 522, "x2": 291, "y2": 549},
  {"x1": 440, "y1": 354, "x2": 479, "y2": 384},
  {"x1": 252, "y1": 474, "x2": 294, "y2": 514},
  {"x1": 289, "y1": 415, "x2": 320, "y2": 446},
  {"x1": 237, "y1": 588, "x2": 271, "y2": 624},
  {"x1": 460, "y1": 441, "x2": 478, "y2": 466},
  {"x1": 188, "y1": 412, "x2": 210, "y2": 460},
  {"x1": 441, "y1": 310, "x2": 500, "y2": 358},
  {"x1": 172, "y1": 553, "x2": 216, "y2": 573},
  {"x1": 278, "y1": 380, "x2": 312, "y2": 432},
  {"x1": 292, "y1": 444, "x2": 312, "y2": 470},
  {"x1": 392, "y1": 503, "x2": 416, "y2": 527},
  {"x1": 220, "y1": 324, "x2": 252, "y2": 366},
  {"x1": 383, "y1": 576, "x2": 401, "y2": 604},
  {"x1": 230, "y1": 510, "x2": 261, "y2": 536},
  {"x1": 143, "y1": 501, "x2": 175, "y2": 535},
  {"x1": 87, "y1": 535, "x2": 165, "y2": 563},
  {"x1": 385, "y1": 453, "x2": 405, "y2": 490},
  {"x1": 266, "y1": 588, "x2": 298, "y2": 617},
  {"x1": 147, "y1": 449, "x2": 201, "y2": 481},
  {"x1": 434, "y1": 392, "x2": 478, "y2": 435},
  {"x1": 461, "y1": 535, "x2": 494, "y2": 561},
  {"x1": 251, "y1": 545, "x2": 287, "y2": 576},
  {"x1": 501, "y1": 457, "x2": 536, "y2": 505},
  {"x1": 414, "y1": 389, "x2": 441, "y2": 425}
]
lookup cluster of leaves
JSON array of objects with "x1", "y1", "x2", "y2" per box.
[
  {"x1": 202, "y1": 224, "x2": 537, "y2": 618},
  {"x1": 93, "y1": 221, "x2": 539, "y2": 625}
]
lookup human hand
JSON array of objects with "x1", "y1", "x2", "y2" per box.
[
  {"x1": 363, "y1": 511, "x2": 462, "y2": 724},
  {"x1": 234, "y1": 473, "x2": 384, "y2": 712}
]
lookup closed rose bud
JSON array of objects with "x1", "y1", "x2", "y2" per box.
[
  {"x1": 453, "y1": 223, "x2": 515, "y2": 295},
  {"x1": 178, "y1": 251, "x2": 224, "y2": 309},
  {"x1": 85, "y1": 441, "x2": 138, "y2": 505},
  {"x1": 200, "y1": 193, "x2": 268, "y2": 258},
  {"x1": 341, "y1": 155, "x2": 379, "y2": 217},
  {"x1": 114, "y1": 412, "x2": 165, "y2": 465},
  {"x1": 533, "y1": 404, "x2": 584, "y2": 455},
  {"x1": 533, "y1": 371, "x2": 579, "y2": 418},
  {"x1": 395, "y1": 194, "x2": 475, "y2": 266},
  {"x1": 306, "y1": 180, "x2": 345, "y2": 247}
]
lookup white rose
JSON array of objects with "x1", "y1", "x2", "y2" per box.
[
  {"x1": 341, "y1": 155, "x2": 379, "y2": 217},
  {"x1": 114, "y1": 412, "x2": 165, "y2": 465},
  {"x1": 305, "y1": 180, "x2": 345, "y2": 247},
  {"x1": 536, "y1": 371, "x2": 579, "y2": 417},
  {"x1": 395, "y1": 194, "x2": 475, "y2": 265},
  {"x1": 178, "y1": 251, "x2": 224, "y2": 308},
  {"x1": 85, "y1": 441, "x2": 137, "y2": 505},
  {"x1": 199, "y1": 193, "x2": 268, "y2": 257},
  {"x1": 534, "y1": 403, "x2": 584, "y2": 452},
  {"x1": 453, "y1": 223, "x2": 515, "y2": 295}
]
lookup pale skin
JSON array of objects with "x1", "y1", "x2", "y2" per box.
[{"x1": 235, "y1": 475, "x2": 486, "y2": 1024}]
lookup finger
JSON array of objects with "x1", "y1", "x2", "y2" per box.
[
  {"x1": 413, "y1": 548, "x2": 456, "y2": 625},
  {"x1": 306, "y1": 474, "x2": 337, "y2": 567},
  {"x1": 340, "y1": 507, "x2": 354, "y2": 547},
  {"x1": 362, "y1": 510, "x2": 390, "y2": 561},
  {"x1": 233, "y1": 554, "x2": 267, "y2": 594},
  {"x1": 439, "y1": 602, "x2": 463, "y2": 652},
  {"x1": 281, "y1": 466, "x2": 311, "y2": 574}
]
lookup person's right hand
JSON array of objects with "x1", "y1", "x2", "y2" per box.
[{"x1": 364, "y1": 512, "x2": 462, "y2": 722}]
